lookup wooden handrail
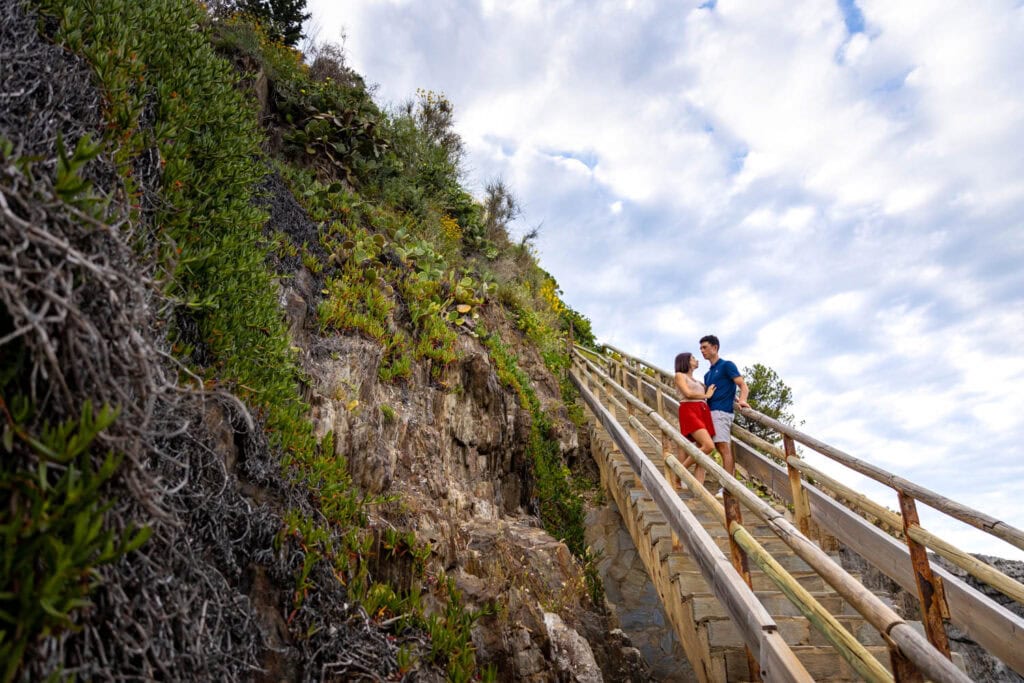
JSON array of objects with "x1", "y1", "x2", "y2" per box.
[
  {"x1": 733, "y1": 437, "x2": 1024, "y2": 676},
  {"x1": 732, "y1": 405, "x2": 1024, "y2": 552},
  {"x1": 603, "y1": 342, "x2": 675, "y2": 383},
  {"x1": 728, "y1": 429, "x2": 1024, "y2": 607},
  {"x1": 572, "y1": 352, "x2": 971, "y2": 683},
  {"x1": 601, "y1": 345, "x2": 1024, "y2": 603}
]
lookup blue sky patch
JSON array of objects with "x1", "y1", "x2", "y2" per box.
[
  {"x1": 837, "y1": 0, "x2": 866, "y2": 34},
  {"x1": 727, "y1": 147, "x2": 748, "y2": 176},
  {"x1": 872, "y1": 68, "x2": 913, "y2": 95},
  {"x1": 542, "y1": 147, "x2": 600, "y2": 170},
  {"x1": 483, "y1": 134, "x2": 518, "y2": 157}
]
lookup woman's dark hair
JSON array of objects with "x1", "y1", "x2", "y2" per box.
[{"x1": 675, "y1": 352, "x2": 694, "y2": 374}]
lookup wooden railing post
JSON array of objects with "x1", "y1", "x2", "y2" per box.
[
  {"x1": 584, "y1": 366, "x2": 599, "y2": 407},
  {"x1": 724, "y1": 493, "x2": 761, "y2": 681},
  {"x1": 663, "y1": 433, "x2": 682, "y2": 550},
  {"x1": 784, "y1": 436, "x2": 813, "y2": 538},
  {"x1": 889, "y1": 648, "x2": 925, "y2": 683},
  {"x1": 626, "y1": 400, "x2": 638, "y2": 445},
  {"x1": 897, "y1": 490, "x2": 952, "y2": 659},
  {"x1": 656, "y1": 384, "x2": 665, "y2": 417}
]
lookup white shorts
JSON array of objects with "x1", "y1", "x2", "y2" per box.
[{"x1": 710, "y1": 410, "x2": 734, "y2": 443}]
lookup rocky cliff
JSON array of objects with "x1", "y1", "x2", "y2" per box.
[{"x1": 0, "y1": 0, "x2": 655, "y2": 679}]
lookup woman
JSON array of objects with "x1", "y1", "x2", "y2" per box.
[{"x1": 674, "y1": 352, "x2": 716, "y2": 484}]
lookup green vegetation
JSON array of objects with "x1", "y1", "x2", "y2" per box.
[
  {"x1": 736, "y1": 363, "x2": 798, "y2": 444},
  {"x1": 481, "y1": 330, "x2": 603, "y2": 603},
  {"x1": 7, "y1": 0, "x2": 601, "y2": 678},
  {"x1": 0, "y1": 400, "x2": 149, "y2": 682},
  {"x1": 210, "y1": 0, "x2": 310, "y2": 47},
  {"x1": 38, "y1": 0, "x2": 315, "y2": 458}
]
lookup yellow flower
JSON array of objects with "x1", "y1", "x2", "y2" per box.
[{"x1": 439, "y1": 215, "x2": 462, "y2": 242}]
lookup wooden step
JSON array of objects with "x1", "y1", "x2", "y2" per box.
[
  {"x1": 691, "y1": 591, "x2": 852, "y2": 621},
  {"x1": 670, "y1": 565, "x2": 829, "y2": 593},
  {"x1": 714, "y1": 644, "x2": 893, "y2": 681},
  {"x1": 702, "y1": 615, "x2": 885, "y2": 649}
]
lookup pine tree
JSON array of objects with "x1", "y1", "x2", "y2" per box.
[
  {"x1": 237, "y1": 0, "x2": 310, "y2": 47},
  {"x1": 735, "y1": 363, "x2": 798, "y2": 444}
]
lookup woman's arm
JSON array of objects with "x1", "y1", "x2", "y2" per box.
[{"x1": 675, "y1": 373, "x2": 714, "y2": 400}]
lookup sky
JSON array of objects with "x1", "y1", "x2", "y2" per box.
[{"x1": 305, "y1": 0, "x2": 1024, "y2": 561}]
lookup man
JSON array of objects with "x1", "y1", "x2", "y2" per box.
[{"x1": 699, "y1": 335, "x2": 749, "y2": 485}]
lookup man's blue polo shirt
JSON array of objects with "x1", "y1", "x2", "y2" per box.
[{"x1": 704, "y1": 359, "x2": 740, "y2": 413}]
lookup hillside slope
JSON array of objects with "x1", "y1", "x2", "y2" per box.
[{"x1": 0, "y1": 0, "x2": 646, "y2": 680}]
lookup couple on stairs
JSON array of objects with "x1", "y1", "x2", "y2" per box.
[{"x1": 673, "y1": 334, "x2": 750, "y2": 494}]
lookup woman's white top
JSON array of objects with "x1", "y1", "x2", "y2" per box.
[{"x1": 679, "y1": 373, "x2": 706, "y2": 402}]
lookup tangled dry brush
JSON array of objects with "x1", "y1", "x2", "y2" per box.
[{"x1": 1, "y1": 1, "x2": 404, "y2": 679}]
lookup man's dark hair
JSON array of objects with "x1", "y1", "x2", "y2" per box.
[
  {"x1": 675, "y1": 352, "x2": 693, "y2": 374},
  {"x1": 699, "y1": 334, "x2": 720, "y2": 349}
]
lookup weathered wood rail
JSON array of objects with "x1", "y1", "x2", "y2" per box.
[{"x1": 572, "y1": 343, "x2": 1024, "y2": 682}]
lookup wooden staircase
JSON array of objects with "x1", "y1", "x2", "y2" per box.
[{"x1": 588, "y1": 403, "x2": 898, "y2": 681}]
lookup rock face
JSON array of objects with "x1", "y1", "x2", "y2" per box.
[
  {"x1": 841, "y1": 547, "x2": 1024, "y2": 683},
  {"x1": 275, "y1": 258, "x2": 641, "y2": 679},
  {"x1": 586, "y1": 505, "x2": 694, "y2": 682},
  {"x1": 937, "y1": 555, "x2": 1024, "y2": 683}
]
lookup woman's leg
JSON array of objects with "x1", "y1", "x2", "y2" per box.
[
  {"x1": 689, "y1": 428, "x2": 715, "y2": 486},
  {"x1": 681, "y1": 429, "x2": 714, "y2": 460},
  {"x1": 691, "y1": 428, "x2": 715, "y2": 454}
]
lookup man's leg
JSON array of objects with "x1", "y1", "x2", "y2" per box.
[
  {"x1": 718, "y1": 440, "x2": 734, "y2": 476},
  {"x1": 710, "y1": 410, "x2": 736, "y2": 478}
]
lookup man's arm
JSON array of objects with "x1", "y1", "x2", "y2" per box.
[{"x1": 734, "y1": 375, "x2": 750, "y2": 410}]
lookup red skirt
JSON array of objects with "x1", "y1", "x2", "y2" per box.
[{"x1": 678, "y1": 401, "x2": 715, "y2": 438}]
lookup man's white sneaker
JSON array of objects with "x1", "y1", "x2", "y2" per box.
[{"x1": 714, "y1": 488, "x2": 724, "y2": 499}]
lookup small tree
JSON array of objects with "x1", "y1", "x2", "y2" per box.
[
  {"x1": 736, "y1": 363, "x2": 797, "y2": 444},
  {"x1": 410, "y1": 88, "x2": 464, "y2": 169},
  {"x1": 223, "y1": 0, "x2": 310, "y2": 47},
  {"x1": 483, "y1": 179, "x2": 520, "y2": 240}
]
